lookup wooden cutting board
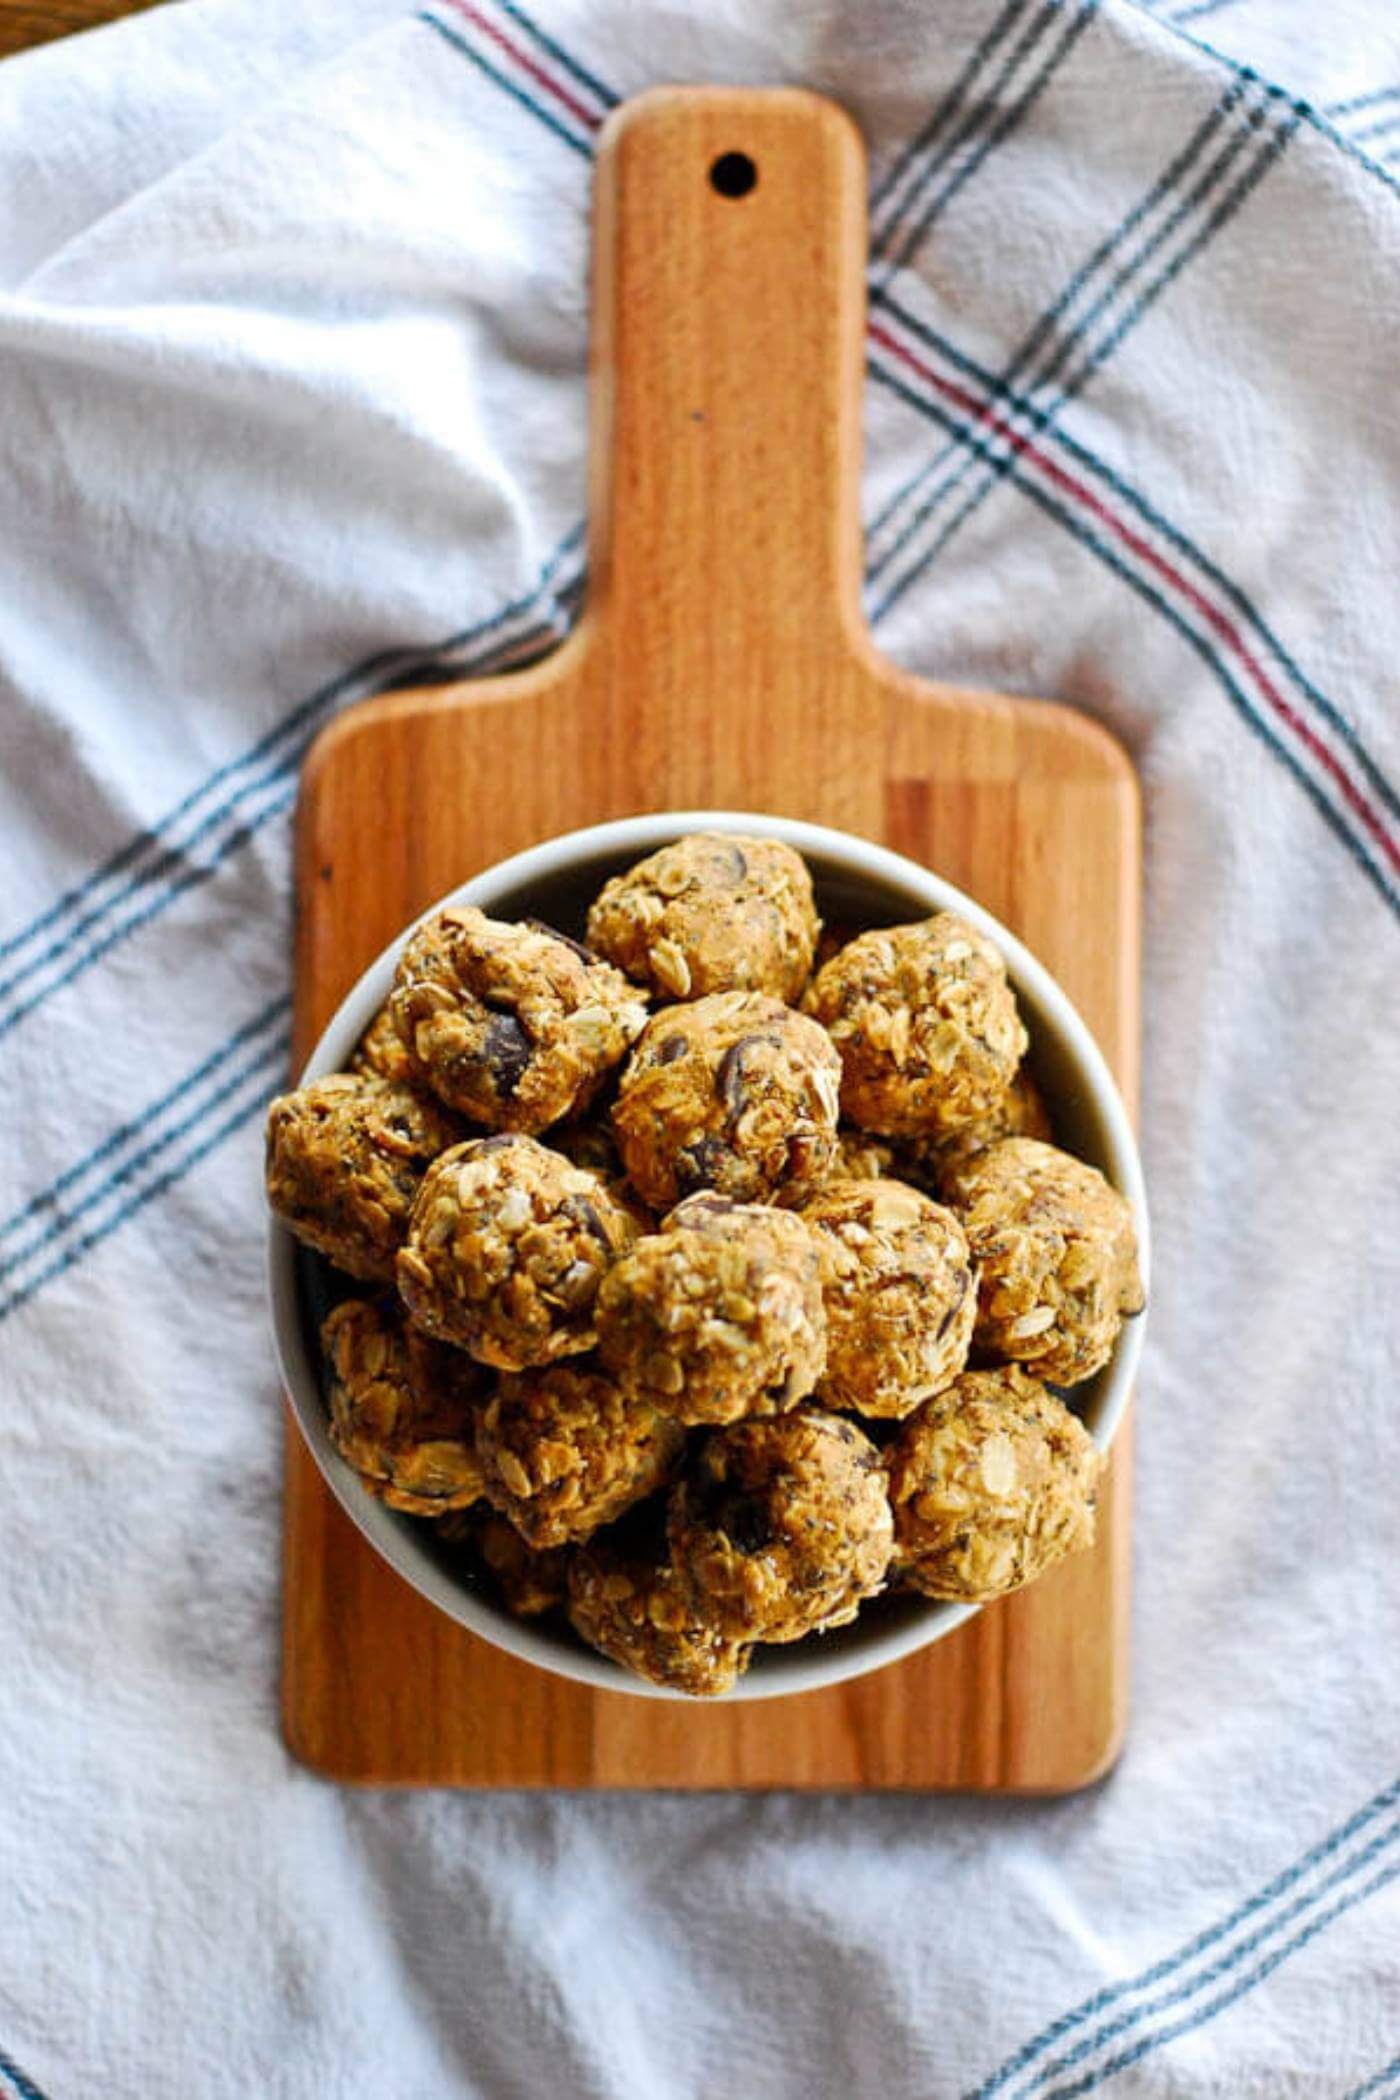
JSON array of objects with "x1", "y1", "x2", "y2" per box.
[
  {"x1": 0, "y1": 1, "x2": 162, "y2": 58},
  {"x1": 282, "y1": 86, "x2": 1139, "y2": 1790}
]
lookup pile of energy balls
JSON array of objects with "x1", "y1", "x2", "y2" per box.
[{"x1": 266, "y1": 833, "x2": 1144, "y2": 1697}]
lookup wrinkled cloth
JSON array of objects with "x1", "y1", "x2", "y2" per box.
[{"x1": 1, "y1": 1, "x2": 1398, "y2": 2095}]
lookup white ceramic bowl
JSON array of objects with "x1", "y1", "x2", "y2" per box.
[{"x1": 269, "y1": 811, "x2": 1149, "y2": 1702}]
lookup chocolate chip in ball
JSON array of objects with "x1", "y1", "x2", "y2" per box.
[
  {"x1": 482, "y1": 1012, "x2": 532, "y2": 1094},
  {"x1": 716, "y1": 1033, "x2": 767, "y2": 1119}
]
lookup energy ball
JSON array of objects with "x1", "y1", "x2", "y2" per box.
[
  {"x1": 438, "y1": 1509, "x2": 572, "y2": 1619},
  {"x1": 596, "y1": 1193, "x2": 826, "y2": 1425},
  {"x1": 349, "y1": 1000, "x2": 417, "y2": 1085},
  {"x1": 805, "y1": 913, "x2": 1027, "y2": 1139},
  {"x1": 265, "y1": 1072, "x2": 461, "y2": 1283},
  {"x1": 475, "y1": 1365, "x2": 684, "y2": 1549},
  {"x1": 321, "y1": 1297, "x2": 488, "y2": 1516},
  {"x1": 612, "y1": 991, "x2": 840, "y2": 1210},
  {"x1": 586, "y1": 832, "x2": 820, "y2": 1003},
  {"x1": 908, "y1": 1067, "x2": 1053, "y2": 1197},
  {"x1": 669, "y1": 1409, "x2": 893, "y2": 1644},
  {"x1": 568, "y1": 1536, "x2": 751, "y2": 1697},
  {"x1": 800, "y1": 1178, "x2": 976, "y2": 1418},
  {"x1": 396, "y1": 1134, "x2": 639, "y2": 1370},
  {"x1": 947, "y1": 1137, "x2": 1144, "y2": 1385},
  {"x1": 884, "y1": 1366, "x2": 1103, "y2": 1601},
  {"x1": 389, "y1": 906, "x2": 648, "y2": 1132}
]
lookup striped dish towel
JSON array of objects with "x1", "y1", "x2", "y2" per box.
[{"x1": 1, "y1": 1, "x2": 1397, "y2": 2095}]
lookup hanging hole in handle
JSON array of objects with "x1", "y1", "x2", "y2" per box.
[{"x1": 710, "y1": 151, "x2": 757, "y2": 199}]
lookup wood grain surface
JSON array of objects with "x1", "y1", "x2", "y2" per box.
[
  {"x1": 0, "y1": 0, "x2": 159, "y2": 58},
  {"x1": 283, "y1": 87, "x2": 1140, "y2": 1790}
]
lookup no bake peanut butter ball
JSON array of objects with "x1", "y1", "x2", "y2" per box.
[
  {"x1": 475, "y1": 1364, "x2": 684, "y2": 1549},
  {"x1": 669, "y1": 1409, "x2": 893, "y2": 1644},
  {"x1": 884, "y1": 1366, "x2": 1103, "y2": 1601},
  {"x1": 946, "y1": 1136, "x2": 1143, "y2": 1385},
  {"x1": 395, "y1": 1134, "x2": 639, "y2": 1370},
  {"x1": 800, "y1": 1176, "x2": 976, "y2": 1418},
  {"x1": 567, "y1": 1535, "x2": 751, "y2": 1697},
  {"x1": 596, "y1": 1192, "x2": 825, "y2": 1425},
  {"x1": 265, "y1": 1072, "x2": 461, "y2": 1283},
  {"x1": 805, "y1": 913, "x2": 1027, "y2": 1139},
  {"x1": 321, "y1": 1297, "x2": 488, "y2": 1516},
  {"x1": 390, "y1": 906, "x2": 647, "y2": 1132},
  {"x1": 438, "y1": 1508, "x2": 574, "y2": 1620},
  {"x1": 349, "y1": 999, "x2": 417, "y2": 1086},
  {"x1": 611, "y1": 991, "x2": 840, "y2": 1210},
  {"x1": 586, "y1": 832, "x2": 820, "y2": 1003}
]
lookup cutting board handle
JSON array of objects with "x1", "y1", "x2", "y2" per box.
[{"x1": 584, "y1": 88, "x2": 868, "y2": 669}]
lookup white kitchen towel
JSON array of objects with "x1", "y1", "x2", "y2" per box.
[{"x1": 1, "y1": 1, "x2": 1397, "y2": 2095}]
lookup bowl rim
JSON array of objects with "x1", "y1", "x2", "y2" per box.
[{"x1": 268, "y1": 809, "x2": 1149, "y2": 1703}]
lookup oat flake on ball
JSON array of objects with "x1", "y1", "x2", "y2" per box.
[{"x1": 830, "y1": 1127, "x2": 900, "y2": 1182}]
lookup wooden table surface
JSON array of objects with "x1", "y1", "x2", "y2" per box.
[{"x1": 0, "y1": 0, "x2": 160, "y2": 58}]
